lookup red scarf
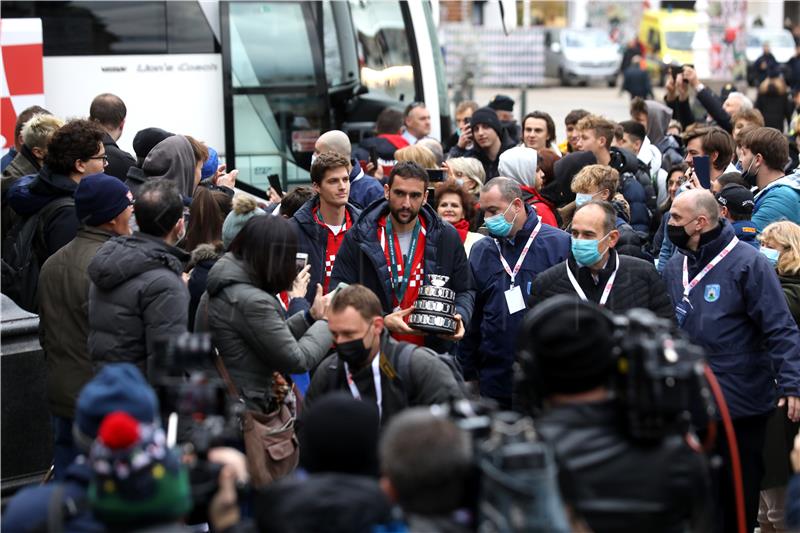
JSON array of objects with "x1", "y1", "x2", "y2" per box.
[
  {"x1": 452, "y1": 218, "x2": 470, "y2": 243},
  {"x1": 313, "y1": 206, "x2": 352, "y2": 292},
  {"x1": 378, "y1": 215, "x2": 426, "y2": 346}
]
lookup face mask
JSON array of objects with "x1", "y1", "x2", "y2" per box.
[
  {"x1": 760, "y1": 246, "x2": 780, "y2": 266},
  {"x1": 310, "y1": 153, "x2": 318, "y2": 167},
  {"x1": 485, "y1": 203, "x2": 517, "y2": 238},
  {"x1": 336, "y1": 328, "x2": 374, "y2": 367},
  {"x1": 455, "y1": 178, "x2": 464, "y2": 187},
  {"x1": 667, "y1": 219, "x2": 697, "y2": 249},
  {"x1": 571, "y1": 233, "x2": 610, "y2": 267},
  {"x1": 575, "y1": 193, "x2": 594, "y2": 207},
  {"x1": 741, "y1": 157, "x2": 759, "y2": 187}
]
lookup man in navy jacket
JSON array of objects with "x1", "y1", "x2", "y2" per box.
[
  {"x1": 460, "y1": 177, "x2": 570, "y2": 407},
  {"x1": 662, "y1": 188, "x2": 800, "y2": 533}
]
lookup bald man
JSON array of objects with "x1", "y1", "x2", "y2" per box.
[
  {"x1": 662, "y1": 188, "x2": 800, "y2": 532},
  {"x1": 314, "y1": 130, "x2": 383, "y2": 209}
]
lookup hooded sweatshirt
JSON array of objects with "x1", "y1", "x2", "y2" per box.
[
  {"x1": 142, "y1": 135, "x2": 196, "y2": 199},
  {"x1": 644, "y1": 100, "x2": 673, "y2": 145},
  {"x1": 498, "y1": 147, "x2": 558, "y2": 227}
]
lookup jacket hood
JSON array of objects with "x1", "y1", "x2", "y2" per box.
[
  {"x1": 756, "y1": 172, "x2": 800, "y2": 199},
  {"x1": 609, "y1": 147, "x2": 642, "y2": 175},
  {"x1": 350, "y1": 198, "x2": 442, "y2": 244},
  {"x1": 142, "y1": 135, "x2": 196, "y2": 198},
  {"x1": 205, "y1": 252, "x2": 255, "y2": 296},
  {"x1": 7, "y1": 167, "x2": 76, "y2": 216},
  {"x1": 88, "y1": 232, "x2": 189, "y2": 290},
  {"x1": 644, "y1": 100, "x2": 673, "y2": 145},
  {"x1": 187, "y1": 242, "x2": 223, "y2": 271},
  {"x1": 498, "y1": 146, "x2": 537, "y2": 188}
]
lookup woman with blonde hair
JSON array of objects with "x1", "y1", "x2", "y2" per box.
[
  {"x1": 756, "y1": 220, "x2": 800, "y2": 533},
  {"x1": 443, "y1": 156, "x2": 485, "y2": 196},
  {"x1": 394, "y1": 144, "x2": 437, "y2": 170}
]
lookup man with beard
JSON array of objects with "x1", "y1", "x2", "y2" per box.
[{"x1": 330, "y1": 161, "x2": 474, "y2": 354}]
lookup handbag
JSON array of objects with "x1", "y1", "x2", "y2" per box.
[{"x1": 213, "y1": 350, "x2": 300, "y2": 488}]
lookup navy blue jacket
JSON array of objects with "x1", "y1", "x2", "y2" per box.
[
  {"x1": 459, "y1": 207, "x2": 570, "y2": 402},
  {"x1": 347, "y1": 163, "x2": 384, "y2": 210},
  {"x1": 329, "y1": 200, "x2": 475, "y2": 355},
  {"x1": 663, "y1": 220, "x2": 800, "y2": 419},
  {"x1": 610, "y1": 147, "x2": 654, "y2": 236},
  {"x1": 290, "y1": 196, "x2": 361, "y2": 304}
]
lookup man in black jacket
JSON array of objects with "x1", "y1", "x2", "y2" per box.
[
  {"x1": 530, "y1": 201, "x2": 672, "y2": 319},
  {"x1": 89, "y1": 93, "x2": 136, "y2": 181},
  {"x1": 330, "y1": 161, "x2": 474, "y2": 354},
  {"x1": 447, "y1": 107, "x2": 515, "y2": 180},
  {"x1": 517, "y1": 295, "x2": 711, "y2": 533}
]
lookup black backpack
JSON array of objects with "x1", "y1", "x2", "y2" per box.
[
  {"x1": 1, "y1": 196, "x2": 74, "y2": 312},
  {"x1": 393, "y1": 342, "x2": 466, "y2": 397}
]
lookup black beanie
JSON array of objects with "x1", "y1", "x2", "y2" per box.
[
  {"x1": 133, "y1": 127, "x2": 174, "y2": 164},
  {"x1": 489, "y1": 94, "x2": 515, "y2": 112},
  {"x1": 299, "y1": 392, "x2": 380, "y2": 477},
  {"x1": 522, "y1": 296, "x2": 615, "y2": 395},
  {"x1": 470, "y1": 107, "x2": 504, "y2": 141}
]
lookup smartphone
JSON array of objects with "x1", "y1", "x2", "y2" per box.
[
  {"x1": 428, "y1": 169, "x2": 446, "y2": 182},
  {"x1": 295, "y1": 252, "x2": 308, "y2": 274},
  {"x1": 268, "y1": 173, "x2": 284, "y2": 198},
  {"x1": 426, "y1": 186, "x2": 436, "y2": 208},
  {"x1": 331, "y1": 282, "x2": 349, "y2": 299},
  {"x1": 369, "y1": 146, "x2": 378, "y2": 167},
  {"x1": 693, "y1": 155, "x2": 711, "y2": 190}
]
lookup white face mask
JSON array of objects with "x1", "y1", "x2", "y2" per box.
[{"x1": 311, "y1": 153, "x2": 318, "y2": 167}]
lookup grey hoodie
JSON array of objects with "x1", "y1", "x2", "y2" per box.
[
  {"x1": 497, "y1": 146, "x2": 537, "y2": 189},
  {"x1": 644, "y1": 100, "x2": 673, "y2": 145},
  {"x1": 88, "y1": 232, "x2": 190, "y2": 375},
  {"x1": 142, "y1": 135, "x2": 196, "y2": 198}
]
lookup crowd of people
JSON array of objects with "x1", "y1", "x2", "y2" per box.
[{"x1": 1, "y1": 78, "x2": 800, "y2": 532}]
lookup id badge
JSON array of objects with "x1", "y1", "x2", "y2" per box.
[
  {"x1": 675, "y1": 297, "x2": 692, "y2": 328},
  {"x1": 504, "y1": 285, "x2": 526, "y2": 314}
]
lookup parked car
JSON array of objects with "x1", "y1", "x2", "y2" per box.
[
  {"x1": 746, "y1": 28, "x2": 795, "y2": 86},
  {"x1": 544, "y1": 28, "x2": 621, "y2": 87}
]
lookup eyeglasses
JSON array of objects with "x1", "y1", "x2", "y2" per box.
[{"x1": 89, "y1": 154, "x2": 109, "y2": 165}]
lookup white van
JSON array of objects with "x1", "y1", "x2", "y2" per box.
[{"x1": 544, "y1": 28, "x2": 621, "y2": 87}]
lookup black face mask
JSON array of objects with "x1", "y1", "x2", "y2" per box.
[
  {"x1": 336, "y1": 328, "x2": 374, "y2": 367},
  {"x1": 667, "y1": 220, "x2": 695, "y2": 249}
]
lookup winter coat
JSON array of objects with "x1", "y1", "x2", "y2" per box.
[
  {"x1": 638, "y1": 137, "x2": 668, "y2": 206},
  {"x1": 781, "y1": 273, "x2": 800, "y2": 325},
  {"x1": 622, "y1": 65, "x2": 653, "y2": 99},
  {"x1": 536, "y1": 400, "x2": 711, "y2": 533},
  {"x1": 459, "y1": 207, "x2": 570, "y2": 402},
  {"x1": 1, "y1": 145, "x2": 40, "y2": 235},
  {"x1": 613, "y1": 201, "x2": 652, "y2": 261},
  {"x1": 304, "y1": 330, "x2": 464, "y2": 423},
  {"x1": 125, "y1": 165, "x2": 147, "y2": 197},
  {"x1": 347, "y1": 163, "x2": 384, "y2": 210},
  {"x1": 730, "y1": 219, "x2": 760, "y2": 249},
  {"x1": 101, "y1": 132, "x2": 136, "y2": 182},
  {"x1": 609, "y1": 147, "x2": 654, "y2": 235},
  {"x1": 542, "y1": 151, "x2": 597, "y2": 208},
  {"x1": 1, "y1": 147, "x2": 16, "y2": 172},
  {"x1": 755, "y1": 90, "x2": 794, "y2": 132},
  {"x1": 531, "y1": 249, "x2": 673, "y2": 320},
  {"x1": 39, "y1": 226, "x2": 116, "y2": 419},
  {"x1": 201, "y1": 253, "x2": 332, "y2": 409},
  {"x1": 142, "y1": 135, "x2": 196, "y2": 198},
  {"x1": 290, "y1": 197, "x2": 362, "y2": 304},
  {"x1": 329, "y1": 200, "x2": 475, "y2": 355},
  {"x1": 88, "y1": 232, "x2": 190, "y2": 376},
  {"x1": 7, "y1": 166, "x2": 79, "y2": 260},
  {"x1": 662, "y1": 220, "x2": 800, "y2": 419},
  {"x1": 655, "y1": 134, "x2": 684, "y2": 172},
  {"x1": 186, "y1": 243, "x2": 222, "y2": 331},
  {"x1": 447, "y1": 131, "x2": 516, "y2": 181},
  {"x1": 352, "y1": 134, "x2": 408, "y2": 163},
  {"x1": 752, "y1": 173, "x2": 800, "y2": 231}
]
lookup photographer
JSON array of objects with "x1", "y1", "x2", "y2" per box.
[{"x1": 516, "y1": 296, "x2": 711, "y2": 533}]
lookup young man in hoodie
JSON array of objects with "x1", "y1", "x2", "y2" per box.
[
  {"x1": 740, "y1": 127, "x2": 800, "y2": 231},
  {"x1": 448, "y1": 107, "x2": 515, "y2": 180},
  {"x1": 88, "y1": 178, "x2": 190, "y2": 379}
]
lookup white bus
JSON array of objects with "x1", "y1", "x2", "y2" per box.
[{"x1": 2, "y1": 0, "x2": 450, "y2": 197}]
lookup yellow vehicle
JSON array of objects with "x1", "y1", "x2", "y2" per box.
[{"x1": 639, "y1": 9, "x2": 697, "y2": 84}]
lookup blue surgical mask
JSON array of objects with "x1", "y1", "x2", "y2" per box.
[
  {"x1": 760, "y1": 246, "x2": 780, "y2": 266},
  {"x1": 485, "y1": 203, "x2": 518, "y2": 238},
  {"x1": 571, "y1": 233, "x2": 610, "y2": 267},
  {"x1": 575, "y1": 193, "x2": 594, "y2": 207}
]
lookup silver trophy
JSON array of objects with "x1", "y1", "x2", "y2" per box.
[{"x1": 409, "y1": 274, "x2": 458, "y2": 335}]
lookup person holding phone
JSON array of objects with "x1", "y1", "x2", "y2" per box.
[
  {"x1": 447, "y1": 107, "x2": 516, "y2": 180},
  {"x1": 683, "y1": 126, "x2": 737, "y2": 187}
]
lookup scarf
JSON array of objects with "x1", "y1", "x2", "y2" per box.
[{"x1": 453, "y1": 218, "x2": 470, "y2": 243}]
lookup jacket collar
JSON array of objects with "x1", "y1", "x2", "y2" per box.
[
  {"x1": 78, "y1": 225, "x2": 118, "y2": 242},
  {"x1": 293, "y1": 195, "x2": 361, "y2": 228},
  {"x1": 349, "y1": 159, "x2": 365, "y2": 183},
  {"x1": 102, "y1": 131, "x2": 119, "y2": 148},
  {"x1": 133, "y1": 231, "x2": 190, "y2": 263},
  {"x1": 353, "y1": 199, "x2": 441, "y2": 244},
  {"x1": 568, "y1": 248, "x2": 618, "y2": 284},
  {"x1": 499, "y1": 205, "x2": 539, "y2": 247},
  {"x1": 30, "y1": 165, "x2": 77, "y2": 196},
  {"x1": 680, "y1": 220, "x2": 734, "y2": 265}
]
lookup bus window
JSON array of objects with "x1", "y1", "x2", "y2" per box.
[
  {"x1": 228, "y1": 2, "x2": 316, "y2": 88},
  {"x1": 166, "y1": 1, "x2": 218, "y2": 54},
  {"x1": 322, "y1": 0, "x2": 344, "y2": 87},
  {"x1": 348, "y1": 0, "x2": 416, "y2": 103}
]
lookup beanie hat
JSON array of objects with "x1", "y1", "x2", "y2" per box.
[
  {"x1": 470, "y1": 107, "x2": 503, "y2": 141},
  {"x1": 488, "y1": 94, "x2": 515, "y2": 112},
  {"x1": 133, "y1": 127, "x2": 174, "y2": 164},
  {"x1": 75, "y1": 364, "x2": 159, "y2": 445},
  {"x1": 75, "y1": 173, "x2": 133, "y2": 227},
  {"x1": 201, "y1": 146, "x2": 219, "y2": 180},
  {"x1": 299, "y1": 392, "x2": 380, "y2": 477},
  {"x1": 88, "y1": 412, "x2": 192, "y2": 526},
  {"x1": 716, "y1": 183, "x2": 755, "y2": 217},
  {"x1": 521, "y1": 296, "x2": 615, "y2": 395},
  {"x1": 222, "y1": 194, "x2": 266, "y2": 248}
]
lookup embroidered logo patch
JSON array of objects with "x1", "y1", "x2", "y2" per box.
[{"x1": 704, "y1": 284, "x2": 721, "y2": 303}]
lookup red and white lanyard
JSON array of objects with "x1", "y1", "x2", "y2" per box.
[
  {"x1": 343, "y1": 355, "x2": 382, "y2": 418},
  {"x1": 493, "y1": 220, "x2": 541, "y2": 288},
  {"x1": 565, "y1": 258, "x2": 619, "y2": 307},
  {"x1": 682, "y1": 236, "x2": 739, "y2": 298}
]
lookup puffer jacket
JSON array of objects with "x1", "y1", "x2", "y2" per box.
[
  {"x1": 1, "y1": 145, "x2": 39, "y2": 238},
  {"x1": 88, "y1": 232, "x2": 190, "y2": 376},
  {"x1": 752, "y1": 173, "x2": 800, "y2": 231},
  {"x1": 609, "y1": 147, "x2": 654, "y2": 236},
  {"x1": 187, "y1": 243, "x2": 223, "y2": 331},
  {"x1": 200, "y1": 253, "x2": 332, "y2": 408},
  {"x1": 530, "y1": 249, "x2": 673, "y2": 320}
]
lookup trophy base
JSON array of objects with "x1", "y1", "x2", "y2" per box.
[{"x1": 408, "y1": 313, "x2": 457, "y2": 335}]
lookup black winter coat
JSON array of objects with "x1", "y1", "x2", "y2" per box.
[
  {"x1": 330, "y1": 200, "x2": 475, "y2": 355},
  {"x1": 755, "y1": 89, "x2": 794, "y2": 132},
  {"x1": 290, "y1": 197, "x2": 361, "y2": 304},
  {"x1": 102, "y1": 132, "x2": 136, "y2": 182},
  {"x1": 447, "y1": 132, "x2": 516, "y2": 181},
  {"x1": 530, "y1": 249, "x2": 674, "y2": 320}
]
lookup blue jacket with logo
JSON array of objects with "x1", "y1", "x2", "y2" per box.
[
  {"x1": 752, "y1": 173, "x2": 800, "y2": 232},
  {"x1": 731, "y1": 219, "x2": 760, "y2": 249},
  {"x1": 663, "y1": 220, "x2": 800, "y2": 419},
  {"x1": 459, "y1": 207, "x2": 570, "y2": 402}
]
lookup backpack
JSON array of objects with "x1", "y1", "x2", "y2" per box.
[
  {"x1": 1, "y1": 196, "x2": 74, "y2": 313},
  {"x1": 393, "y1": 342, "x2": 466, "y2": 399}
]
